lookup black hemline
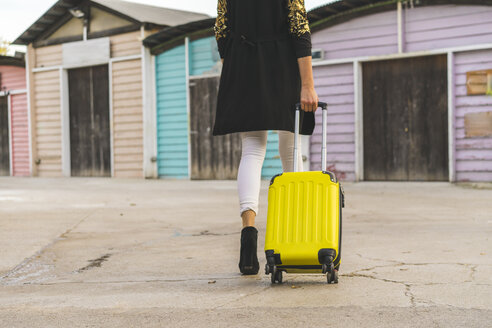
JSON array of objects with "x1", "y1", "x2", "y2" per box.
[{"x1": 212, "y1": 126, "x2": 314, "y2": 136}]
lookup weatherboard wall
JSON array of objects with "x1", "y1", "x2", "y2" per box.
[
  {"x1": 311, "y1": 63, "x2": 355, "y2": 181},
  {"x1": 111, "y1": 58, "x2": 144, "y2": 178},
  {"x1": 32, "y1": 68, "x2": 62, "y2": 177},
  {"x1": 454, "y1": 49, "x2": 492, "y2": 182},
  {"x1": 10, "y1": 93, "x2": 30, "y2": 176},
  {"x1": 0, "y1": 65, "x2": 26, "y2": 90},
  {"x1": 29, "y1": 31, "x2": 146, "y2": 178},
  {"x1": 110, "y1": 31, "x2": 142, "y2": 58},
  {"x1": 0, "y1": 64, "x2": 29, "y2": 176},
  {"x1": 155, "y1": 44, "x2": 188, "y2": 178},
  {"x1": 189, "y1": 37, "x2": 218, "y2": 76},
  {"x1": 404, "y1": 5, "x2": 492, "y2": 53},
  {"x1": 311, "y1": 10, "x2": 398, "y2": 61}
]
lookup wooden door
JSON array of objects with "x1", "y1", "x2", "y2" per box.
[
  {"x1": 68, "y1": 65, "x2": 111, "y2": 177},
  {"x1": 363, "y1": 55, "x2": 448, "y2": 181},
  {"x1": 189, "y1": 76, "x2": 241, "y2": 179},
  {"x1": 0, "y1": 95, "x2": 9, "y2": 176}
]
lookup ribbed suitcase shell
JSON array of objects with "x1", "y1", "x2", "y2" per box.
[{"x1": 265, "y1": 171, "x2": 341, "y2": 273}]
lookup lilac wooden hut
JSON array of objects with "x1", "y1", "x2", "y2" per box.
[
  {"x1": 308, "y1": 0, "x2": 492, "y2": 182},
  {"x1": 0, "y1": 55, "x2": 29, "y2": 176}
]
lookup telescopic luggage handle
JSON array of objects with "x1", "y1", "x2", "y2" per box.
[
  {"x1": 294, "y1": 102, "x2": 328, "y2": 173},
  {"x1": 295, "y1": 102, "x2": 328, "y2": 111}
]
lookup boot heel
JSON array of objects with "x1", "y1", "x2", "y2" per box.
[{"x1": 239, "y1": 226, "x2": 259, "y2": 275}]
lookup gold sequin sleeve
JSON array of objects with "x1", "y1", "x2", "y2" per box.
[
  {"x1": 286, "y1": 0, "x2": 312, "y2": 58},
  {"x1": 214, "y1": 0, "x2": 230, "y2": 59}
]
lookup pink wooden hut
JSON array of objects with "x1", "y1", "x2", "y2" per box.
[
  {"x1": 0, "y1": 55, "x2": 29, "y2": 176},
  {"x1": 308, "y1": 0, "x2": 492, "y2": 182}
]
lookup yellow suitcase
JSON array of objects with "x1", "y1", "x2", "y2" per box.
[{"x1": 264, "y1": 102, "x2": 344, "y2": 284}]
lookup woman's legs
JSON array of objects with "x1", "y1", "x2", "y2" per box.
[
  {"x1": 235, "y1": 129, "x2": 302, "y2": 275},
  {"x1": 237, "y1": 130, "x2": 268, "y2": 227},
  {"x1": 237, "y1": 130, "x2": 267, "y2": 274},
  {"x1": 278, "y1": 130, "x2": 304, "y2": 173}
]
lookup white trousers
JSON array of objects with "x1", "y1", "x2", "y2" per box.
[{"x1": 237, "y1": 130, "x2": 303, "y2": 217}]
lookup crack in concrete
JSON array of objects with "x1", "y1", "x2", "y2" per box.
[
  {"x1": 347, "y1": 258, "x2": 482, "y2": 286},
  {"x1": 342, "y1": 272, "x2": 400, "y2": 284},
  {"x1": 398, "y1": 295, "x2": 469, "y2": 310},
  {"x1": 404, "y1": 284, "x2": 416, "y2": 307},
  {"x1": 467, "y1": 264, "x2": 477, "y2": 283},
  {"x1": 14, "y1": 276, "x2": 243, "y2": 286},
  {"x1": 0, "y1": 209, "x2": 99, "y2": 285},
  {"x1": 341, "y1": 259, "x2": 486, "y2": 308},
  {"x1": 341, "y1": 271, "x2": 418, "y2": 307},
  {"x1": 191, "y1": 230, "x2": 239, "y2": 237},
  {"x1": 212, "y1": 286, "x2": 270, "y2": 310},
  {"x1": 350, "y1": 263, "x2": 406, "y2": 275},
  {"x1": 354, "y1": 254, "x2": 483, "y2": 271},
  {"x1": 172, "y1": 229, "x2": 239, "y2": 238},
  {"x1": 107, "y1": 229, "x2": 240, "y2": 257},
  {"x1": 355, "y1": 253, "x2": 403, "y2": 264},
  {"x1": 75, "y1": 254, "x2": 112, "y2": 273},
  {"x1": 0, "y1": 241, "x2": 63, "y2": 285}
]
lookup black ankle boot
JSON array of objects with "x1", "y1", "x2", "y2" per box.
[{"x1": 239, "y1": 226, "x2": 259, "y2": 275}]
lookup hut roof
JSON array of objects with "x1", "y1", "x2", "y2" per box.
[
  {"x1": 143, "y1": 18, "x2": 216, "y2": 55},
  {"x1": 13, "y1": 0, "x2": 209, "y2": 45},
  {"x1": 144, "y1": 0, "x2": 492, "y2": 55},
  {"x1": 309, "y1": 0, "x2": 492, "y2": 31},
  {"x1": 92, "y1": 0, "x2": 209, "y2": 27},
  {"x1": 0, "y1": 55, "x2": 25, "y2": 68}
]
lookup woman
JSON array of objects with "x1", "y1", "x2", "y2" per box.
[{"x1": 212, "y1": 0, "x2": 319, "y2": 275}]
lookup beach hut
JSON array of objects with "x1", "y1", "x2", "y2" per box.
[
  {"x1": 0, "y1": 54, "x2": 29, "y2": 176},
  {"x1": 307, "y1": 0, "x2": 492, "y2": 182},
  {"x1": 13, "y1": 0, "x2": 208, "y2": 178},
  {"x1": 144, "y1": 19, "x2": 312, "y2": 180}
]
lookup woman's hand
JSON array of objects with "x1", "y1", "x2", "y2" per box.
[
  {"x1": 297, "y1": 56, "x2": 319, "y2": 112},
  {"x1": 300, "y1": 85, "x2": 319, "y2": 112}
]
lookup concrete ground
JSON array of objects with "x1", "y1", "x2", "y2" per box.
[{"x1": 0, "y1": 177, "x2": 491, "y2": 327}]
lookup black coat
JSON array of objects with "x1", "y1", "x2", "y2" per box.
[{"x1": 212, "y1": 0, "x2": 315, "y2": 136}]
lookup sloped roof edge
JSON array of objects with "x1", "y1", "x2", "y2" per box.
[
  {"x1": 13, "y1": 0, "x2": 209, "y2": 45},
  {"x1": 309, "y1": 0, "x2": 492, "y2": 32},
  {"x1": 144, "y1": 0, "x2": 492, "y2": 56},
  {"x1": 93, "y1": 0, "x2": 209, "y2": 27},
  {"x1": 143, "y1": 18, "x2": 216, "y2": 54},
  {"x1": 0, "y1": 55, "x2": 26, "y2": 68}
]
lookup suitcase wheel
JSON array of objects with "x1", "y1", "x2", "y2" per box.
[
  {"x1": 322, "y1": 263, "x2": 334, "y2": 274},
  {"x1": 327, "y1": 269, "x2": 339, "y2": 284},
  {"x1": 270, "y1": 266, "x2": 283, "y2": 284},
  {"x1": 323, "y1": 263, "x2": 339, "y2": 284}
]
